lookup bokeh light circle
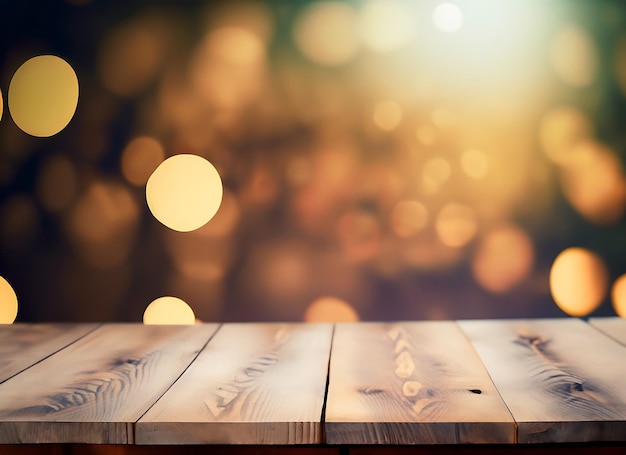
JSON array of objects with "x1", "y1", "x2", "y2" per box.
[
  {"x1": 432, "y1": 3, "x2": 463, "y2": 33},
  {"x1": 0, "y1": 276, "x2": 18, "y2": 324},
  {"x1": 8, "y1": 55, "x2": 79, "y2": 137},
  {"x1": 143, "y1": 296, "x2": 195, "y2": 325},
  {"x1": 611, "y1": 273, "x2": 626, "y2": 317},
  {"x1": 146, "y1": 154, "x2": 223, "y2": 232},
  {"x1": 304, "y1": 296, "x2": 359, "y2": 322},
  {"x1": 0, "y1": 88, "x2": 3, "y2": 122},
  {"x1": 549, "y1": 247, "x2": 608, "y2": 317}
]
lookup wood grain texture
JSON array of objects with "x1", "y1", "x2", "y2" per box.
[
  {"x1": 136, "y1": 323, "x2": 333, "y2": 445},
  {"x1": 0, "y1": 323, "x2": 219, "y2": 444},
  {"x1": 589, "y1": 317, "x2": 626, "y2": 345},
  {"x1": 459, "y1": 318, "x2": 626, "y2": 443},
  {"x1": 325, "y1": 322, "x2": 515, "y2": 445},
  {"x1": 0, "y1": 324, "x2": 99, "y2": 383}
]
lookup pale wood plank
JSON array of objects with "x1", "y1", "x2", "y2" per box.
[
  {"x1": 459, "y1": 318, "x2": 626, "y2": 443},
  {"x1": 0, "y1": 323, "x2": 219, "y2": 444},
  {"x1": 589, "y1": 317, "x2": 626, "y2": 346},
  {"x1": 325, "y1": 322, "x2": 515, "y2": 445},
  {"x1": 136, "y1": 323, "x2": 333, "y2": 445},
  {"x1": 0, "y1": 324, "x2": 99, "y2": 383}
]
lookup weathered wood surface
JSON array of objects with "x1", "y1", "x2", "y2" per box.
[
  {"x1": 0, "y1": 324, "x2": 98, "y2": 384},
  {"x1": 589, "y1": 317, "x2": 626, "y2": 346},
  {"x1": 325, "y1": 322, "x2": 515, "y2": 445},
  {"x1": 136, "y1": 323, "x2": 333, "y2": 445},
  {"x1": 458, "y1": 318, "x2": 626, "y2": 443},
  {"x1": 0, "y1": 324, "x2": 219, "y2": 444}
]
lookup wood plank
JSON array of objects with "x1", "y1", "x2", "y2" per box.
[
  {"x1": 0, "y1": 323, "x2": 219, "y2": 444},
  {"x1": 458, "y1": 318, "x2": 626, "y2": 443},
  {"x1": 589, "y1": 317, "x2": 626, "y2": 346},
  {"x1": 325, "y1": 322, "x2": 515, "y2": 445},
  {"x1": 0, "y1": 324, "x2": 99, "y2": 383},
  {"x1": 136, "y1": 323, "x2": 333, "y2": 445}
]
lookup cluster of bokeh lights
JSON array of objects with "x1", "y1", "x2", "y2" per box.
[{"x1": 1, "y1": 0, "x2": 626, "y2": 324}]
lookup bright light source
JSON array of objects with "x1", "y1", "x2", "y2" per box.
[
  {"x1": 433, "y1": 3, "x2": 463, "y2": 33},
  {"x1": 143, "y1": 296, "x2": 195, "y2": 325},
  {"x1": 0, "y1": 276, "x2": 18, "y2": 324},
  {"x1": 146, "y1": 154, "x2": 223, "y2": 232}
]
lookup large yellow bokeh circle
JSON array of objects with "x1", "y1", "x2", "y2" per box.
[
  {"x1": 143, "y1": 296, "x2": 195, "y2": 325},
  {"x1": 146, "y1": 154, "x2": 223, "y2": 232},
  {"x1": 8, "y1": 55, "x2": 79, "y2": 137},
  {"x1": 0, "y1": 276, "x2": 18, "y2": 324}
]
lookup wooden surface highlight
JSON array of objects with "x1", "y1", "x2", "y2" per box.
[
  {"x1": 0, "y1": 324, "x2": 219, "y2": 444},
  {"x1": 589, "y1": 317, "x2": 626, "y2": 345},
  {"x1": 136, "y1": 323, "x2": 333, "y2": 445},
  {"x1": 459, "y1": 319, "x2": 626, "y2": 443},
  {"x1": 325, "y1": 322, "x2": 515, "y2": 445},
  {"x1": 0, "y1": 324, "x2": 99, "y2": 384}
]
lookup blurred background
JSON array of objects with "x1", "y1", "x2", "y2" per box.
[{"x1": 1, "y1": 0, "x2": 626, "y2": 323}]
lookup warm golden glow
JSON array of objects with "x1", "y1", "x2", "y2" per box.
[
  {"x1": 8, "y1": 55, "x2": 79, "y2": 137},
  {"x1": 304, "y1": 296, "x2": 359, "y2": 322},
  {"x1": 550, "y1": 24, "x2": 597, "y2": 88},
  {"x1": 373, "y1": 100, "x2": 402, "y2": 131},
  {"x1": 422, "y1": 157, "x2": 451, "y2": 193},
  {"x1": 432, "y1": 3, "x2": 463, "y2": 33},
  {"x1": 0, "y1": 276, "x2": 18, "y2": 324},
  {"x1": 36, "y1": 155, "x2": 78, "y2": 213},
  {"x1": 435, "y1": 203, "x2": 477, "y2": 248},
  {"x1": 0, "y1": 88, "x2": 3, "y2": 122},
  {"x1": 359, "y1": 0, "x2": 414, "y2": 52},
  {"x1": 460, "y1": 149, "x2": 489, "y2": 179},
  {"x1": 336, "y1": 209, "x2": 381, "y2": 262},
  {"x1": 68, "y1": 181, "x2": 139, "y2": 268},
  {"x1": 293, "y1": 1, "x2": 359, "y2": 66},
  {"x1": 550, "y1": 247, "x2": 608, "y2": 317},
  {"x1": 611, "y1": 274, "x2": 626, "y2": 318},
  {"x1": 121, "y1": 136, "x2": 165, "y2": 186},
  {"x1": 143, "y1": 296, "x2": 195, "y2": 325},
  {"x1": 146, "y1": 154, "x2": 223, "y2": 232},
  {"x1": 559, "y1": 141, "x2": 626, "y2": 225},
  {"x1": 391, "y1": 200, "x2": 428, "y2": 238},
  {"x1": 472, "y1": 225, "x2": 534, "y2": 293},
  {"x1": 539, "y1": 106, "x2": 592, "y2": 166}
]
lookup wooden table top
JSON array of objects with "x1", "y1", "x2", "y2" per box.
[{"x1": 0, "y1": 318, "x2": 624, "y2": 446}]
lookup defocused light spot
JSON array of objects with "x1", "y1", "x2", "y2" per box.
[
  {"x1": 143, "y1": 296, "x2": 195, "y2": 325},
  {"x1": 0, "y1": 88, "x2": 3, "y2": 121},
  {"x1": 611, "y1": 274, "x2": 626, "y2": 317},
  {"x1": 121, "y1": 136, "x2": 165, "y2": 186},
  {"x1": 0, "y1": 195, "x2": 39, "y2": 254},
  {"x1": 460, "y1": 149, "x2": 489, "y2": 179},
  {"x1": 191, "y1": 26, "x2": 266, "y2": 109},
  {"x1": 293, "y1": 1, "x2": 359, "y2": 66},
  {"x1": 336, "y1": 209, "x2": 381, "y2": 262},
  {"x1": 146, "y1": 154, "x2": 223, "y2": 232},
  {"x1": 431, "y1": 106, "x2": 456, "y2": 130},
  {"x1": 36, "y1": 155, "x2": 78, "y2": 213},
  {"x1": 69, "y1": 181, "x2": 139, "y2": 268},
  {"x1": 559, "y1": 141, "x2": 626, "y2": 225},
  {"x1": 550, "y1": 24, "x2": 597, "y2": 88},
  {"x1": 422, "y1": 157, "x2": 451, "y2": 193},
  {"x1": 550, "y1": 247, "x2": 608, "y2": 317},
  {"x1": 0, "y1": 277, "x2": 18, "y2": 324},
  {"x1": 194, "y1": 190, "x2": 240, "y2": 238},
  {"x1": 472, "y1": 225, "x2": 534, "y2": 293},
  {"x1": 435, "y1": 203, "x2": 477, "y2": 248},
  {"x1": 433, "y1": 3, "x2": 463, "y2": 33},
  {"x1": 304, "y1": 296, "x2": 359, "y2": 322},
  {"x1": 373, "y1": 100, "x2": 402, "y2": 131},
  {"x1": 416, "y1": 125, "x2": 437, "y2": 146},
  {"x1": 8, "y1": 55, "x2": 79, "y2": 137},
  {"x1": 359, "y1": 0, "x2": 415, "y2": 52},
  {"x1": 539, "y1": 106, "x2": 592, "y2": 166},
  {"x1": 391, "y1": 200, "x2": 428, "y2": 238},
  {"x1": 207, "y1": 2, "x2": 274, "y2": 45}
]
